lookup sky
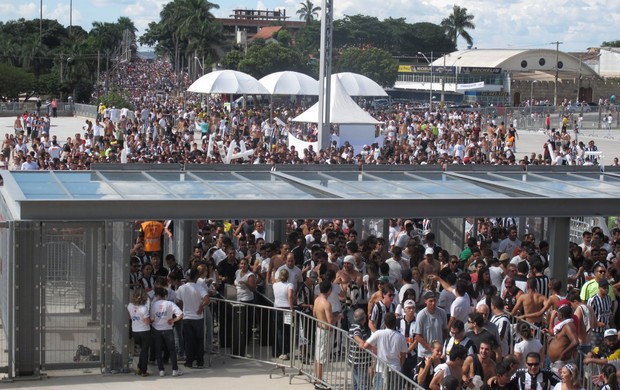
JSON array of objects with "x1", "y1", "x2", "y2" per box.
[{"x1": 1, "y1": 0, "x2": 619, "y2": 52}]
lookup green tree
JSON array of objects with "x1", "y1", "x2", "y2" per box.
[
  {"x1": 0, "y1": 63, "x2": 36, "y2": 99},
  {"x1": 221, "y1": 49, "x2": 244, "y2": 70},
  {"x1": 295, "y1": 21, "x2": 321, "y2": 57},
  {"x1": 411, "y1": 23, "x2": 456, "y2": 54},
  {"x1": 441, "y1": 5, "x2": 475, "y2": 47},
  {"x1": 602, "y1": 40, "x2": 620, "y2": 47},
  {"x1": 335, "y1": 46, "x2": 398, "y2": 88},
  {"x1": 140, "y1": 0, "x2": 222, "y2": 71},
  {"x1": 238, "y1": 42, "x2": 308, "y2": 78},
  {"x1": 296, "y1": 0, "x2": 321, "y2": 24}
]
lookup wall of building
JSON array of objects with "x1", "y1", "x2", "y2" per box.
[{"x1": 511, "y1": 79, "x2": 620, "y2": 105}]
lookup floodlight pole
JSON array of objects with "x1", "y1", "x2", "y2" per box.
[
  {"x1": 317, "y1": 0, "x2": 334, "y2": 152},
  {"x1": 418, "y1": 52, "x2": 433, "y2": 110}
]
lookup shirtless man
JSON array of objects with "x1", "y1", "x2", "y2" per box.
[
  {"x1": 511, "y1": 278, "x2": 546, "y2": 326},
  {"x1": 518, "y1": 278, "x2": 563, "y2": 324},
  {"x1": 547, "y1": 305, "x2": 578, "y2": 376},
  {"x1": 336, "y1": 256, "x2": 363, "y2": 288},
  {"x1": 313, "y1": 279, "x2": 339, "y2": 386},
  {"x1": 313, "y1": 250, "x2": 339, "y2": 278},
  {"x1": 462, "y1": 339, "x2": 496, "y2": 385},
  {"x1": 567, "y1": 291, "x2": 595, "y2": 348},
  {"x1": 418, "y1": 248, "x2": 440, "y2": 278}
]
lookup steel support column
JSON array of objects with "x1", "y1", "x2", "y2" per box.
[{"x1": 548, "y1": 217, "x2": 570, "y2": 292}]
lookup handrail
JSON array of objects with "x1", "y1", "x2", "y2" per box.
[{"x1": 207, "y1": 297, "x2": 425, "y2": 390}]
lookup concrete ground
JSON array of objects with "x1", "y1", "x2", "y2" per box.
[{"x1": 2, "y1": 358, "x2": 314, "y2": 390}]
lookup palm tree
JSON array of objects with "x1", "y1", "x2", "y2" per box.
[
  {"x1": 441, "y1": 5, "x2": 475, "y2": 47},
  {"x1": 296, "y1": 0, "x2": 321, "y2": 24}
]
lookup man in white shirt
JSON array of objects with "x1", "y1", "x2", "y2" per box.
[{"x1": 176, "y1": 268, "x2": 209, "y2": 369}]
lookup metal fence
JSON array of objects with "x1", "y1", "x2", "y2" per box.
[
  {"x1": 206, "y1": 297, "x2": 423, "y2": 390},
  {"x1": 40, "y1": 225, "x2": 103, "y2": 369},
  {"x1": 0, "y1": 101, "x2": 74, "y2": 116}
]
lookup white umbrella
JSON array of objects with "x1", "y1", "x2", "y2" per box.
[
  {"x1": 188, "y1": 70, "x2": 269, "y2": 94},
  {"x1": 259, "y1": 71, "x2": 319, "y2": 96},
  {"x1": 332, "y1": 72, "x2": 388, "y2": 96}
]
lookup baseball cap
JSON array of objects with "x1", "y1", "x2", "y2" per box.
[
  {"x1": 599, "y1": 279, "x2": 610, "y2": 288},
  {"x1": 604, "y1": 329, "x2": 617, "y2": 338},
  {"x1": 499, "y1": 253, "x2": 510, "y2": 262},
  {"x1": 424, "y1": 247, "x2": 434, "y2": 256},
  {"x1": 343, "y1": 255, "x2": 355, "y2": 265},
  {"x1": 422, "y1": 291, "x2": 436, "y2": 300},
  {"x1": 404, "y1": 299, "x2": 416, "y2": 308},
  {"x1": 307, "y1": 270, "x2": 318, "y2": 280},
  {"x1": 377, "y1": 276, "x2": 389, "y2": 284},
  {"x1": 404, "y1": 220, "x2": 414, "y2": 227}
]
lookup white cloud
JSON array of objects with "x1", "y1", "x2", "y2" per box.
[{"x1": 17, "y1": 2, "x2": 38, "y2": 18}]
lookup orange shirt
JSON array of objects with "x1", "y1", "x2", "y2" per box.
[{"x1": 140, "y1": 221, "x2": 164, "y2": 252}]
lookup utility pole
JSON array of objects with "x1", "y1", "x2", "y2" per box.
[
  {"x1": 551, "y1": 41, "x2": 563, "y2": 108},
  {"x1": 39, "y1": 0, "x2": 42, "y2": 45},
  {"x1": 317, "y1": 0, "x2": 334, "y2": 151}
]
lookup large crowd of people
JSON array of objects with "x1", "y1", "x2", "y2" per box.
[
  {"x1": 127, "y1": 216, "x2": 620, "y2": 389},
  {"x1": 3, "y1": 58, "x2": 617, "y2": 171}
]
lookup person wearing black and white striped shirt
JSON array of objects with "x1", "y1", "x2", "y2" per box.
[
  {"x1": 588, "y1": 278, "x2": 613, "y2": 346},
  {"x1": 490, "y1": 296, "x2": 512, "y2": 357}
]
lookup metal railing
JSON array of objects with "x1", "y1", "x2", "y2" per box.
[{"x1": 207, "y1": 297, "x2": 423, "y2": 390}]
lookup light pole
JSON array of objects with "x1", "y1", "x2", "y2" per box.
[
  {"x1": 530, "y1": 80, "x2": 539, "y2": 118},
  {"x1": 194, "y1": 56, "x2": 204, "y2": 77},
  {"x1": 440, "y1": 55, "x2": 462, "y2": 106},
  {"x1": 418, "y1": 51, "x2": 433, "y2": 109}
]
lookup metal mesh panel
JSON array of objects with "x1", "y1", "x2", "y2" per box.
[{"x1": 41, "y1": 223, "x2": 104, "y2": 369}]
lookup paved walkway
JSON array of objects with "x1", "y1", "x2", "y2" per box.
[
  {"x1": 0, "y1": 114, "x2": 618, "y2": 163},
  {"x1": 2, "y1": 358, "x2": 313, "y2": 389}
]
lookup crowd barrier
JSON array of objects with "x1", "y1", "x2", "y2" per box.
[{"x1": 206, "y1": 296, "x2": 423, "y2": 390}]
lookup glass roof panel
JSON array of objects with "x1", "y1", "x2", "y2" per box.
[
  {"x1": 7, "y1": 170, "x2": 620, "y2": 203},
  {"x1": 19, "y1": 182, "x2": 65, "y2": 197},
  {"x1": 147, "y1": 172, "x2": 199, "y2": 182},
  {"x1": 98, "y1": 172, "x2": 150, "y2": 182}
]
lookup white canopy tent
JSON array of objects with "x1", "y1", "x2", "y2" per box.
[
  {"x1": 292, "y1": 77, "x2": 380, "y2": 125},
  {"x1": 332, "y1": 72, "x2": 388, "y2": 97},
  {"x1": 291, "y1": 77, "x2": 381, "y2": 153},
  {"x1": 188, "y1": 70, "x2": 269, "y2": 95},
  {"x1": 259, "y1": 71, "x2": 319, "y2": 95}
]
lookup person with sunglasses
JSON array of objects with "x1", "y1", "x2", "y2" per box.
[
  {"x1": 513, "y1": 352, "x2": 559, "y2": 390},
  {"x1": 580, "y1": 262, "x2": 616, "y2": 302}
]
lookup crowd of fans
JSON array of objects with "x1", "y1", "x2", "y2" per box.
[
  {"x1": 4, "y1": 58, "x2": 616, "y2": 171},
  {"x1": 127, "y1": 216, "x2": 620, "y2": 389}
]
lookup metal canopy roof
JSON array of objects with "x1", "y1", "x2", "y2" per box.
[{"x1": 1, "y1": 168, "x2": 619, "y2": 221}]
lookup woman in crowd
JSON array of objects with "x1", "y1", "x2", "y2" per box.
[
  {"x1": 272, "y1": 268, "x2": 295, "y2": 360},
  {"x1": 150, "y1": 286, "x2": 183, "y2": 377},
  {"x1": 598, "y1": 364, "x2": 618, "y2": 390},
  {"x1": 552, "y1": 363, "x2": 583, "y2": 390},
  {"x1": 127, "y1": 288, "x2": 151, "y2": 377},
  {"x1": 415, "y1": 340, "x2": 444, "y2": 390},
  {"x1": 513, "y1": 322, "x2": 544, "y2": 369}
]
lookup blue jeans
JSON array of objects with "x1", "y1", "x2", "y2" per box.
[
  {"x1": 152, "y1": 328, "x2": 178, "y2": 371},
  {"x1": 352, "y1": 364, "x2": 370, "y2": 390},
  {"x1": 374, "y1": 372, "x2": 384, "y2": 390}
]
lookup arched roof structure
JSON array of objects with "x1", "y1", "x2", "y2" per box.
[{"x1": 434, "y1": 49, "x2": 599, "y2": 81}]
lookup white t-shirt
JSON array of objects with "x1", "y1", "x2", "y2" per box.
[
  {"x1": 150, "y1": 298, "x2": 182, "y2": 331},
  {"x1": 273, "y1": 281, "x2": 294, "y2": 308},
  {"x1": 450, "y1": 294, "x2": 472, "y2": 324},
  {"x1": 234, "y1": 270, "x2": 255, "y2": 302},
  {"x1": 365, "y1": 329, "x2": 408, "y2": 373},
  {"x1": 385, "y1": 258, "x2": 403, "y2": 286},
  {"x1": 127, "y1": 302, "x2": 151, "y2": 332},
  {"x1": 176, "y1": 282, "x2": 207, "y2": 320},
  {"x1": 514, "y1": 339, "x2": 543, "y2": 369},
  {"x1": 276, "y1": 265, "x2": 302, "y2": 287}
]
